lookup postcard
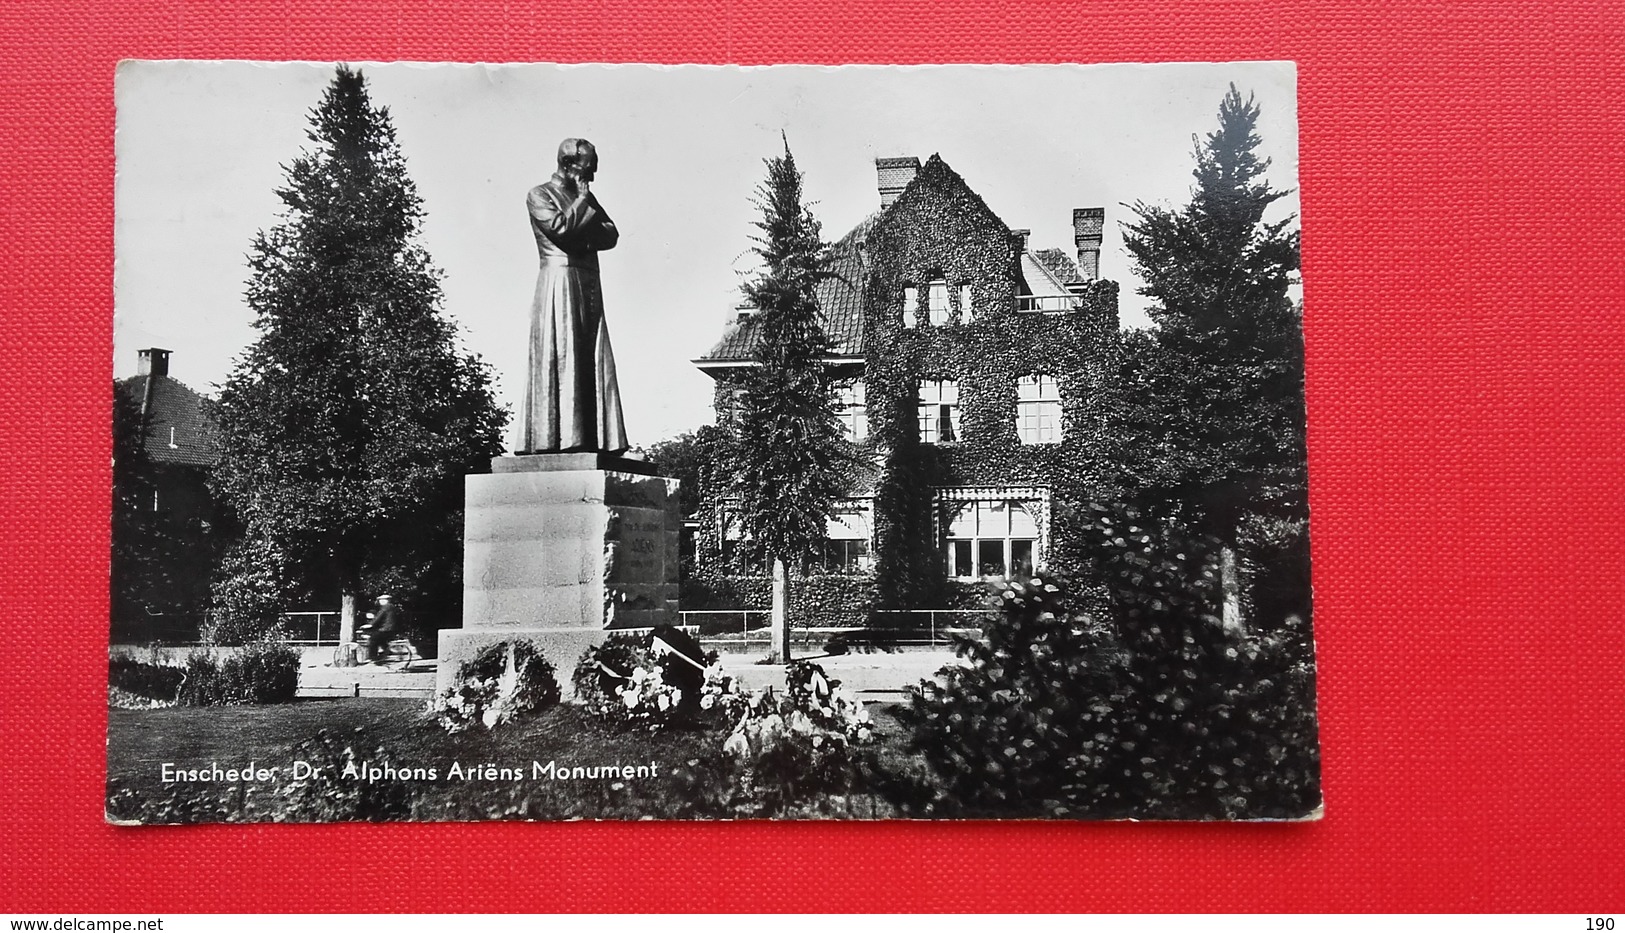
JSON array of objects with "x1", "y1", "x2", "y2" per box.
[{"x1": 108, "y1": 60, "x2": 1319, "y2": 822}]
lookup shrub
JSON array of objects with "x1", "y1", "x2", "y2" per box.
[
  {"x1": 902, "y1": 505, "x2": 1321, "y2": 820},
  {"x1": 108, "y1": 657, "x2": 186, "y2": 703},
  {"x1": 433, "y1": 639, "x2": 560, "y2": 732},
  {"x1": 902, "y1": 574, "x2": 1129, "y2": 817},
  {"x1": 173, "y1": 639, "x2": 301, "y2": 706}
]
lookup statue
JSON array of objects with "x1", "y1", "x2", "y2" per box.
[{"x1": 519, "y1": 138, "x2": 628, "y2": 454}]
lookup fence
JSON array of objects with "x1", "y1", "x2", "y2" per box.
[
  {"x1": 278, "y1": 611, "x2": 342, "y2": 645},
  {"x1": 679, "y1": 608, "x2": 987, "y2": 648}
]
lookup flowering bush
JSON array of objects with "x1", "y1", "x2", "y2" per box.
[
  {"x1": 574, "y1": 634, "x2": 747, "y2": 732},
  {"x1": 719, "y1": 660, "x2": 874, "y2": 813},
  {"x1": 433, "y1": 639, "x2": 560, "y2": 733}
]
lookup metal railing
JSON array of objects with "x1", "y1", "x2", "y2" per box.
[
  {"x1": 279, "y1": 611, "x2": 342, "y2": 645},
  {"x1": 1016, "y1": 294, "x2": 1082, "y2": 313},
  {"x1": 680, "y1": 608, "x2": 987, "y2": 648}
]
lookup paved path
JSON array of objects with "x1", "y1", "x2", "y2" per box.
[
  {"x1": 298, "y1": 659, "x2": 437, "y2": 699},
  {"x1": 717, "y1": 648, "x2": 962, "y2": 698}
]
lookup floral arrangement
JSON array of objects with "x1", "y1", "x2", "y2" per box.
[
  {"x1": 433, "y1": 639, "x2": 560, "y2": 733},
  {"x1": 719, "y1": 660, "x2": 874, "y2": 809},
  {"x1": 574, "y1": 633, "x2": 748, "y2": 732}
]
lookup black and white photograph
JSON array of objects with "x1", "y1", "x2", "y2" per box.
[{"x1": 107, "y1": 60, "x2": 1320, "y2": 823}]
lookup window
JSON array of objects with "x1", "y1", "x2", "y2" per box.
[
  {"x1": 946, "y1": 499, "x2": 1039, "y2": 579},
  {"x1": 823, "y1": 539, "x2": 871, "y2": 573},
  {"x1": 1016, "y1": 374, "x2": 1062, "y2": 444},
  {"x1": 927, "y1": 278, "x2": 950, "y2": 326},
  {"x1": 902, "y1": 285, "x2": 918, "y2": 329},
  {"x1": 823, "y1": 501, "x2": 874, "y2": 573},
  {"x1": 959, "y1": 283, "x2": 974, "y2": 323},
  {"x1": 917, "y1": 379, "x2": 961, "y2": 443},
  {"x1": 836, "y1": 379, "x2": 868, "y2": 441}
]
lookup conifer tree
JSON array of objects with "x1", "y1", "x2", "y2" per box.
[
  {"x1": 732, "y1": 140, "x2": 853, "y2": 663},
  {"x1": 1119, "y1": 84, "x2": 1307, "y2": 628},
  {"x1": 210, "y1": 65, "x2": 507, "y2": 644}
]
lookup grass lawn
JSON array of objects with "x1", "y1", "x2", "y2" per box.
[{"x1": 106, "y1": 697, "x2": 933, "y2": 822}]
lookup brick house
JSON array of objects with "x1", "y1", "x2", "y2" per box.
[{"x1": 692, "y1": 154, "x2": 1122, "y2": 618}]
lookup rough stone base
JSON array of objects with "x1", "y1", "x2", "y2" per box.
[{"x1": 435, "y1": 626, "x2": 615, "y2": 701}]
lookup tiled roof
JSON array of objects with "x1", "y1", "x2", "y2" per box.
[
  {"x1": 694, "y1": 215, "x2": 875, "y2": 364},
  {"x1": 1019, "y1": 251, "x2": 1084, "y2": 307},
  {"x1": 115, "y1": 375, "x2": 219, "y2": 468}
]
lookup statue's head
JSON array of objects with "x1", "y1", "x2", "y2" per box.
[{"x1": 556, "y1": 138, "x2": 598, "y2": 183}]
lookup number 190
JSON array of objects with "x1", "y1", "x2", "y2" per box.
[{"x1": 1587, "y1": 919, "x2": 1615, "y2": 931}]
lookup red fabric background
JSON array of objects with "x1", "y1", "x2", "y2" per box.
[{"x1": 1, "y1": 0, "x2": 1621, "y2": 913}]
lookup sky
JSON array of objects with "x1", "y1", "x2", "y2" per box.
[{"x1": 115, "y1": 61, "x2": 1299, "y2": 450}]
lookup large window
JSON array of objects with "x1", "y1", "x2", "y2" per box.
[
  {"x1": 946, "y1": 499, "x2": 1039, "y2": 579},
  {"x1": 836, "y1": 379, "x2": 868, "y2": 441},
  {"x1": 1016, "y1": 374, "x2": 1062, "y2": 444},
  {"x1": 927, "y1": 278, "x2": 951, "y2": 326},
  {"x1": 918, "y1": 379, "x2": 961, "y2": 443}
]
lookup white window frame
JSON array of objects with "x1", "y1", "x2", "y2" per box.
[
  {"x1": 902, "y1": 285, "x2": 918, "y2": 329},
  {"x1": 1016, "y1": 374, "x2": 1062, "y2": 445},
  {"x1": 836, "y1": 379, "x2": 868, "y2": 441},
  {"x1": 927, "y1": 278, "x2": 951, "y2": 326},
  {"x1": 945, "y1": 499, "x2": 1040, "y2": 580},
  {"x1": 917, "y1": 379, "x2": 961, "y2": 444},
  {"x1": 959, "y1": 283, "x2": 974, "y2": 323}
]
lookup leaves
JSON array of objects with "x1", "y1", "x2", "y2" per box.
[
  {"x1": 731, "y1": 142, "x2": 857, "y2": 577},
  {"x1": 1116, "y1": 83, "x2": 1307, "y2": 538},
  {"x1": 209, "y1": 65, "x2": 508, "y2": 633}
]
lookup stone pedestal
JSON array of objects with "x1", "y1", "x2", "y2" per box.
[{"x1": 435, "y1": 453, "x2": 681, "y2": 698}]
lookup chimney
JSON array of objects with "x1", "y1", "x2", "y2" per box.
[
  {"x1": 1010, "y1": 228, "x2": 1030, "y2": 253},
  {"x1": 137, "y1": 347, "x2": 171, "y2": 378},
  {"x1": 1072, "y1": 208, "x2": 1105, "y2": 282},
  {"x1": 876, "y1": 156, "x2": 921, "y2": 209}
]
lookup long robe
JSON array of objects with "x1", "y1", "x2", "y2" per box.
[{"x1": 520, "y1": 176, "x2": 629, "y2": 453}]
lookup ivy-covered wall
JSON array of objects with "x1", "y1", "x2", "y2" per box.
[
  {"x1": 863, "y1": 155, "x2": 1122, "y2": 608},
  {"x1": 681, "y1": 571, "x2": 875, "y2": 630},
  {"x1": 690, "y1": 154, "x2": 1124, "y2": 618}
]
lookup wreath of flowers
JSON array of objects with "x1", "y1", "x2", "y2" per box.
[{"x1": 432, "y1": 639, "x2": 560, "y2": 733}]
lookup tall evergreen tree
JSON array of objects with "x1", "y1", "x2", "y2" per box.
[
  {"x1": 210, "y1": 65, "x2": 507, "y2": 644},
  {"x1": 1118, "y1": 84, "x2": 1307, "y2": 627},
  {"x1": 732, "y1": 139, "x2": 853, "y2": 663}
]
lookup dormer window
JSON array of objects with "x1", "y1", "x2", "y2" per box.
[{"x1": 927, "y1": 278, "x2": 950, "y2": 326}]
